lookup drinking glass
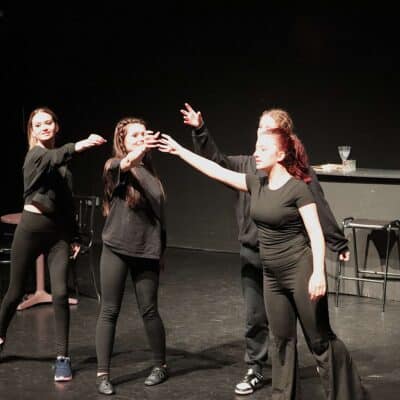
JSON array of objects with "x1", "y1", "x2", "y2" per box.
[{"x1": 338, "y1": 145, "x2": 351, "y2": 166}]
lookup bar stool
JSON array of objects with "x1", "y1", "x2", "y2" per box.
[{"x1": 335, "y1": 217, "x2": 400, "y2": 312}]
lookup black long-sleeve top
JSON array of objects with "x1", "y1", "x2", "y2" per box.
[
  {"x1": 192, "y1": 124, "x2": 348, "y2": 253},
  {"x1": 23, "y1": 143, "x2": 79, "y2": 239},
  {"x1": 102, "y1": 159, "x2": 166, "y2": 259}
]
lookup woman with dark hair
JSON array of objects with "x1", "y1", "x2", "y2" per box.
[
  {"x1": 95, "y1": 117, "x2": 167, "y2": 396},
  {"x1": 158, "y1": 129, "x2": 367, "y2": 399},
  {"x1": 0, "y1": 107, "x2": 106, "y2": 381}
]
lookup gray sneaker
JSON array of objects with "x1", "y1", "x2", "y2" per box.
[{"x1": 235, "y1": 368, "x2": 264, "y2": 395}]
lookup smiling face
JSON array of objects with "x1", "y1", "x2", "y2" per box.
[
  {"x1": 253, "y1": 133, "x2": 285, "y2": 171},
  {"x1": 30, "y1": 111, "x2": 59, "y2": 147},
  {"x1": 123, "y1": 122, "x2": 146, "y2": 152}
]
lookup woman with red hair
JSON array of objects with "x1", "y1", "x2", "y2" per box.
[{"x1": 158, "y1": 128, "x2": 366, "y2": 399}]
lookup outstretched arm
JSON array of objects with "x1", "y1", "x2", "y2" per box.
[{"x1": 158, "y1": 134, "x2": 248, "y2": 192}]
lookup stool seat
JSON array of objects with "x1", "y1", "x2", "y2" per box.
[{"x1": 336, "y1": 216, "x2": 400, "y2": 312}]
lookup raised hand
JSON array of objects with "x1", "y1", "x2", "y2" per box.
[
  {"x1": 180, "y1": 102, "x2": 203, "y2": 128},
  {"x1": 143, "y1": 130, "x2": 161, "y2": 151},
  {"x1": 75, "y1": 134, "x2": 107, "y2": 152},
  {"x1": 158, "y1": 134, "x2": 183, "y2": 156}
]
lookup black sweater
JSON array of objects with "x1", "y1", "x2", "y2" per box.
[
  {"x1": 102, "y1": 159, "x2": 166, "y2": 259},
  {"x1": 23, "y1": 143, "x2": 79, "y2": 239},
  {"x1": 192, "y1": 124, "x2": 348, "y2": 253}
]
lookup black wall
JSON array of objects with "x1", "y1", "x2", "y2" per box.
[{"x1": 2, "y1": 6, "x2": 400, "y2": 252}]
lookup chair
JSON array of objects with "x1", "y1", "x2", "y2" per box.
[
  {"x1": 70, "y1": 194, "x2": 101, "y2": 303},
  {"x1": 0, "y1": 214, "x2": 16, "y2": 297},
  {"x1": 335, "y1": 217, "x2": 400, "y2": 312}
]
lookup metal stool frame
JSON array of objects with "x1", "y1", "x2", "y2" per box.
[{"x1": 335, "y1": 217, "x2": 400, "y2": 312}]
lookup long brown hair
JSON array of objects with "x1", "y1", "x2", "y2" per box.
[
  {"x1": 103, "y1": 117, "x2": 165, "y2": 216},
  {"x1": 27, "y1": 107, "x2": 59, "y2": 149},
  {"x1": 267, "y1": 127, "x2": 311, "y2": 183}
]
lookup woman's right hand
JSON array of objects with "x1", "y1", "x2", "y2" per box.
[
  {"x1": 75, "y1": 134, "x2": 107, "y2": 152},
  {"x1": 180, "y1": 102, "x2": 203, "y2": 128},
  {"x1": 158, "y1": 134, "x2": 184, "y2": 156}
]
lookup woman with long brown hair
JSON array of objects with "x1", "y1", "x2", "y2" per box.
[
  {"x1": 95, "y1": 117, "x2": 167, "y2": 396},
  {"x1": 0, "y1": 107, "x2": 106, "y2": 382},
  {"x1": 158, "y1": 128, "x2": 367, "y2": 399}
]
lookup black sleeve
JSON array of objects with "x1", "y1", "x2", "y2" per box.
[
  {"x1": 31, "y1": 143, "x2": 76, "y2": 172},
  {"x1": 308, "y1": 168, "x2": 349, "y2": 253},
  {"x1": 192, "y1": 124, "x2": 248, "y2": 171},
  {"x1": 295, "y1": 181, "x2": 315, "y2": 208},
  {"x1": 104, "y1": 158, "x2": 127, "y2": 191}
]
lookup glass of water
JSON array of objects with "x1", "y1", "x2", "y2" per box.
[{"x1": 338, "y1": 145, "x2": 351, "y2": 166}]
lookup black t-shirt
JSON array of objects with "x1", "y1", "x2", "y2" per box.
[
  {"x1": 246, "y1": 174, "x2": 315, "y2": 268},
  {"x1": 102, "y1": 159, "x2": 166, "y2": 259}
]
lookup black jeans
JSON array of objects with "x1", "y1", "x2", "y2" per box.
[
  {"x1": 240, "y1": 245, "x2": 269, "y2": 373},
  {"x1": 0, "y1": 210, "x2": 71, "y2": 356},
  {"x1": 96, "y1": 244, "x2": 166, "y2": 374},
  {"x1": 263, "y1": 247, "x2": 366, "y2": 400}
]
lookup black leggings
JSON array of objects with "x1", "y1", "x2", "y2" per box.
[
  {"x1": 96, "y1": 244, "x2": 166, "y2": 374},
  {"x1": 263, "y1": 248, "x2": 366, "y2": 400},
  {"x1": 0, "y1": 210, "x2": 71, "y2": 356}
]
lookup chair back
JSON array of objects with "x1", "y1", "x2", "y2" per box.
[{"x1": 73, "y1": 195, "x2": 99, "y2": 254}]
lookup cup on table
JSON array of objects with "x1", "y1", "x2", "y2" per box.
[{"x1": 343, "y1": 159, "x2": 356, "y2": 173}]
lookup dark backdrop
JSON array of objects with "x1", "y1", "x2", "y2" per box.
[{"x1": 2, "y1": 5, "x2": 399, "y2": 252}]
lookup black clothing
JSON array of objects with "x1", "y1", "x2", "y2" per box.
[
  {"x1": 0, "y1": 211, "x2": 70, "y2": 355},
  {"x1": 0, "y1": 144, "x2": 79, "y2": 356},
  {"x1": 246, "y1": 174, "x2": 365, "y2": 399},
  {"x1": 96, "y1": 244, "x2": 166, "y2": 373},
  {"x1": 240, "y1": 246, "x2": 268, "y2": 371},
  {"x1": 102, "y1": 160, "x2": 166, "y2": 259},
  {"x1": 96, "y1": 161, "x2": 167, "y2": 374},
  {"x1": 192, "y1": 124, "x2": 349, "y2": 372},
  {"x1": 23, "y1": 143, "x2": 78, "y2": 240},
  {"x1": 192, "y1": 124, "x2": 348, "y2": 253},
  {"x1": 246, "y1": 175, "x2": 314, "y2": 268}
]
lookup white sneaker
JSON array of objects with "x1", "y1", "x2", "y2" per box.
[{"x1": 234, "y1": 368, "x2": 264, "y2": 395}]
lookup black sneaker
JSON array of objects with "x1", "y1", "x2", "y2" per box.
[
  {"x1": 234, "y1": 368, "x2": 264, "y2": 395},
  {"x1": 144, "y1": 366, "x2": 168, "y2": 386},
  {"x1": 97, "y1": 374, "x2": 115, "y2": 395},
  {"x1": 54, "y1": 356, "x2": 72, "y2": 382}
]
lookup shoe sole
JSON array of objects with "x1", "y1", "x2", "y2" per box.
[
  {"x1": 234, "y1": 388, "x2": 254, "y2": 395},
  {"x1": 54, "y1": 376, "x2": 73, "y2": 382}
]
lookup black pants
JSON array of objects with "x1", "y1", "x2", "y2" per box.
[
  {"x1": 263, "y1": 248, "x2": 366, "y2": 400},
  {"x1": 0, "y1": 211, "x2": 71, "y2": 356},
  {"x1": 96, "y1": 244, "x2": 166, "y2": 374},
  {"x1": 240, "y1": 245, "x2": 269, "y2": 373}
]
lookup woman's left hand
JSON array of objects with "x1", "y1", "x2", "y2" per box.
[
  {"x1": 70, "y1": 242, "x2": 81, "y2": 260},
  {"x1": 308, "y1": 271, "x2": 326, "y2": 301}
]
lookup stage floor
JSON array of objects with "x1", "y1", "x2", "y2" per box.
[{"x1": 0, "y1": 246, "x2": 398, "y2": 399}]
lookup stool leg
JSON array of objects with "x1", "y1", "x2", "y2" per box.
[
  {"x1": 361, "y1": 233, "x2": 372, "y2": 296},
  {"x1": 352, "y1": 228, "x2": 361, "y2": 296},
  {"x1": 382, "y1": 228, "x2": 392, "y2": 312}
]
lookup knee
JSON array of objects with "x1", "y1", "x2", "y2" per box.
[
  {"x1": 139, "y1": 303, "x2": 158, "y2": 320},
  {"x1": 99, "y1": 304, "x2": 121, "y2": 324}
]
